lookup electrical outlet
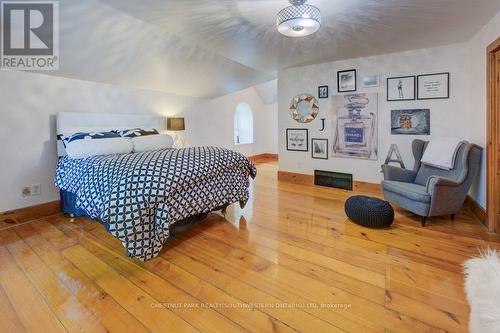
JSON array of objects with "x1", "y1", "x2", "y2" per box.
[
  {"x1": 31, "y1": 184, "x2": 41, "y2": 196},
  {"x1": 22, "y1": 187, "x2": 31, "y2": 197},
  {"x1": 22, "y1": 184, "x2": 41, "y2": 197}
]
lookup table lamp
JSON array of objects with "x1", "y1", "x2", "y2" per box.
[{"x1": 167, "y1": 117, "x2": 186, "y2": 148}]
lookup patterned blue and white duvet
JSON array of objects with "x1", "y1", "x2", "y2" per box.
[{"x1": 55, "y1": 147, "x2": 257, "y2": 261}]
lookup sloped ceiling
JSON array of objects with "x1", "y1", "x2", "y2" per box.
[{"x1": 42, "y1": 0, "x2": 500, "y2": 98}]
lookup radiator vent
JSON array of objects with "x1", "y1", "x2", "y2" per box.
[{"x1": 314, "y1": 170, "x2": 353, "y2": 191}]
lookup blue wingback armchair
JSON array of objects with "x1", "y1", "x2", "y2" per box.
[{"x1": 381, "y1": 139, "x2": 483, "y2": 226}]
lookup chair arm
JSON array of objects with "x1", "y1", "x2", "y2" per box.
[
  {"x1": 382, "y1": 165, "x2": 416, "y2": 182},
  {"x1": 426, "y1": 176, "x2": 467, "y2": 216},
  {"x1": 426, "y1": 176, "x2": 461, "y2": 194}
]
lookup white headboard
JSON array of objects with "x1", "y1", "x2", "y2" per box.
[{"x1": 56, "y1": 112, "x2": 165, "y2": 156}]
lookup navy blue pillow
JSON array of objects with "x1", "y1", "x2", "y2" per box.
[
  {"x1": 115, "y1": 128, "x2": 159, "y2": 138},
  {"x1": 61, "y1": 131, "x2": 120, "y2": 148}
]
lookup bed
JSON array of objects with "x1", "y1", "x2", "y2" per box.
[{"x1": 54, "y1": 112, "x2": 256, "y2": 261}]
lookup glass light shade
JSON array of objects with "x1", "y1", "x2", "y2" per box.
[{"x1": 277, "y1": 4, "x2": 321, "y2": 37}]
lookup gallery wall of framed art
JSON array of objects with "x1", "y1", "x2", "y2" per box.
[
  {"x1": 276, "y1": 41, "x2": 471, "y2": 191},
  {"x1": 283, "y1": 68, "x2": 448, "y2": 162}
]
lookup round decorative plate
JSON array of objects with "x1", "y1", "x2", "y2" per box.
[{"x1": 290, "y1": 94, "x2": 319, "y2": 123}]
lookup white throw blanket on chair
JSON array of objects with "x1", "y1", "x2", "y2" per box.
[
  {"x1": 421, "y1": 137, "x2": 463, "y2": 170},
  {"x1": 463, "y1": 249, "x2": 500, "y2": 333}
]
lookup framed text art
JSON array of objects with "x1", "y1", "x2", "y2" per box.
[
  {"x1": 286, "y1": 128, "x2": 308, "y2": 152},
  {"x1": 417, "y1": 73, "x2": 450, "y2": 100}
]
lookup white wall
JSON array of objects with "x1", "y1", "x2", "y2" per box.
[
  {"x1": 183, "y1": 80, "x2": 278, "y2": 157},
  {"x1": 0, "y1": 71, "x2": 202, "y2": 212},
  {"x1": 278, "y1": 13, "x2": 500, "y2": 208}
]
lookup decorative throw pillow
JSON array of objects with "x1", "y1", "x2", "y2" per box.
[
  {"x1": 61, "y1": 131, "x2": 120, "y2": 148},
  {"x1": 115, "y1": 128, "x2": 159, "y2": 138}
]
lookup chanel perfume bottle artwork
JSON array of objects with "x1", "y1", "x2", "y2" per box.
[{"x1": 332, "y1": 93, "x2": 378, "y2": 160}]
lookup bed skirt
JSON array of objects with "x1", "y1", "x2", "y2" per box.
[{"x1": 60, "y1": 190, "x2": 89, "y2": 217}]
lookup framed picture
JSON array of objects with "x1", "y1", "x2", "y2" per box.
[
  {"x1": 311, "y1": 138, "x2": 328, "y2": 159},
  {"x1": 332, "y1": 93, "x2": 378, "y2": 160},
  {"x1": 286, "y1": 128, "x2": 308, "y2": 152},
  {"x1": 391, "y1": 109, "x2": 430, "y2": 135},
  {"x1": 318, "y1": 85, "x2": 329, "y2": 99},
  {"x1": 337, "y1": 69, "x2": 356, "y2": 92},
  {"x1": 417, "y1": 72, "x2": 449, "y2": 99},
  {"x1": 362, "y1": 74, "x2": 379, "y2": 88},
  {"x1": 387, "y1": 76, "x2": 415, "y2": 101}
]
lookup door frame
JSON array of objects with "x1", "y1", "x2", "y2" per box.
[{"x1": 487, "y1": 37, "x2": 500, "y2": 233}]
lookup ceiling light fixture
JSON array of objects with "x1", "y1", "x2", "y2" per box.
[{"x1": 277, "y1": 0, "x2": 321, "y2": 38}]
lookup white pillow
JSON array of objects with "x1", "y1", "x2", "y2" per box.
[
  {"x1": 66, "y1": 137, "x2": 133, "y2": 159},
  {"x1": 132, "y1": 134, "x2": 174, "y2": 152}
]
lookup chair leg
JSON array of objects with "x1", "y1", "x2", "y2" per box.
[
  {"x1": 421, "y1": 216, "x2": 426, "y2": 227},
  {"x1": 451, "y1": 214, "x2": 455, "y2": 221}
]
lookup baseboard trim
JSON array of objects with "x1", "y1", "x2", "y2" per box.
[
  {"x1": 464, "y1": 196, "x2": 487, "y2": 225},
  {"x1": 277, "y1": 170, "x2": 486, "y2": 224},
  {"x1": 248, "y1": 153, "x2": 278, "y2": 163},
  {"x1": 0, "y1": 200, "x2": 60, "y2": 230},
  {"x1": 277, "y1": 170, "x2": 313, "y2": 185}
]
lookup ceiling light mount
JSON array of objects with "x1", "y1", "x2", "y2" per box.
[{"x1": 277, "y1": 0, "x2": 321, "y2": 38}]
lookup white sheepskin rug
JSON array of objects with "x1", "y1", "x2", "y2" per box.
[{"x1": 463, "y1": 248, "x2": 500, "y2": 333}]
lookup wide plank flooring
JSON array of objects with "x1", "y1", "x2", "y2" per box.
[{"x1": 1, "y1": 161, "x2": 499, "y2": 332}]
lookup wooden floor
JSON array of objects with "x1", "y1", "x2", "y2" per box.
[{"x1": 1, "y1": 161, "x2": 499, "y2": 333}]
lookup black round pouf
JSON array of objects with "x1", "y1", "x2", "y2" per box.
[{"x1": 345, "y1": 195, "x2": 394, "y2": 229}]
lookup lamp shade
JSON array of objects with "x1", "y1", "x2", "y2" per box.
[
  {"x1": 167, "y1": 117, "x2": 185, "y2": 131},
  {"x1": 277, "y1": 2, "x2": 321, "y2": 37}
]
